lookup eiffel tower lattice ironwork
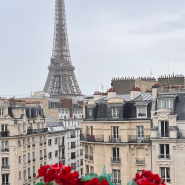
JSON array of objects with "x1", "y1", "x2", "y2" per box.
[{"x1": 43, "y1": 0, "x2": 82, "y2": 96}]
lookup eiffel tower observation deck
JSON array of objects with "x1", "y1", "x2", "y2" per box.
[{"x1": 43, "y1": 0, "x2": 82, "y2": 97}]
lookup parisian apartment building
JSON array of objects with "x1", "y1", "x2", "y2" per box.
[
  {"x1": 0, "y1": 98, "x2": 47, "y2": 185},
  {"x1": 81, "y1": 83, "x2": 185, "y2": 185}
]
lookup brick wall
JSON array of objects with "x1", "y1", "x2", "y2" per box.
[{"x1": 60, "y1": 98, "x2": 73, "y2": 118}]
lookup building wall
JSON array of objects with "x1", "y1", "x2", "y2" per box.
[
  {"x1": 81, "y1": 120, "x2": 151, "y2": 184},
  {"x1": 158, "y1": 77, "x2": 185, "y2": 86},
  {"x1": 135, "y1": 79, "x2": 156, "y2": 93}
]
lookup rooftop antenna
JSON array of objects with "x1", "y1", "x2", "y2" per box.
[
  {"x1": 101, "y1": 84, "x2": 104, "y2": 93},
  {"x1": 168, "y1": 52, "x2": 169, "y2": 75},
  {"x1": 150, "y1": 69, "x2": 153, "y2": 78}
]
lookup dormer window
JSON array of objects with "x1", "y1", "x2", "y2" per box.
[
  {"x1": 29, "y1": 109, "x2": 32, "y2": 117},
  {"x1": 89, "y1": 108, "x2": 92, "y2": 117},
  {"x1": 158, "y1": 99, "x2": 173, "y2": 110},
  {"x1": 112, "y1": 107, "x2": 119, "y2": 118},
  {"x1": 0, "y1": 109, "x2": 4, "y2": 116},
  {"x1": 36, "y1": 110, "x2": 39, "y2": 116},
  {"x1": 20, "y1": 109, "x2": 24, "y2": 115},
  {"x1": 137, "y1": 106, "x2": 147, "y2": 118}
]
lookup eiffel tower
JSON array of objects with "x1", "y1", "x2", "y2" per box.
[{"x1": 43, "y1": 0, "x2": 82, "y2": 97}]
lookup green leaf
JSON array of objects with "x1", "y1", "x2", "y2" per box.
[
  {"x1": 101, "y1": 165, "x2": 106, "y2": 177},
  {"x1": 127, "y1": 179, "x2": 137, "y2": 185},
  {"x1": 98, "y1": 175, "x2": 108, "y2": 182},
  {"x1": 35, "y1": 182, "x2": 45, "y2": 185},
  {"x1": 81, "y1": 173, "x2": 98, "y2": 181}
]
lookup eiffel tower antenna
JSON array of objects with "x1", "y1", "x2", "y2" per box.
[{"x1": 43, "y1": 0, "x2": 82, "y2": 97}]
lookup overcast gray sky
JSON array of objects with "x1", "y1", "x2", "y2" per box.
[{"x1": 1, "y1": 0, "x2": 185, "y2": 96}]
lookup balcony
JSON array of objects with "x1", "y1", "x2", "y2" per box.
[
  {"x1": 71, "y1": 156, "x2": 76, "y2": 160},
  {"x1": 111, "y1": 157, "x2": 121, "y2": 164},
  {"x1": 0, "y1": 131, "x2": 9, "y2": 137},
  {"x1": 1, "y1": 148, "x2": 9, "y2": 152},
  {"x1": 59, "y1": 155, "x2": 65, "y2": 160},
  {"x1": 135, "y1": 158, "x2": 145, "y2": 165},
  {"x1": 28, "y1": 160, "x2": 31, "y2": 164},
  {"x1": 27, "y1": 128, "x2": 48, "y2": 135},
  {"x1": 112, "y1": 179, "x2": 121, "y2": 185},
  {"x1": 158, "y1": 154, "x2": 171, "y2": 160},
  {"x1": 40, "y1": 143, "x2": 43, "y2": 146},
  {"x1": 109, "y1": 135, "x2": 121, "y2": 143},
  {"x1": 28, "y1": 176, "x2": 31, "y2": 180},
  {"x1": 128, "y1": 135, "x2": 150, "y2": 143},
  {"x1": 44, "y1": 155, "x2": 47, "y2": 158},
  {"x1": 1, "y1": 165, "x2": 9, "y2": 169},
  {"x1": 70, "y1": 135, "x2": 76, "y2": 138},
  {"x1": 40, "y1": 157, "x2": 43, "y2": 160},
  {"x1": 163, "y1": 179, "x2": 171, "y2": 184},
  {"x1": 80, "y1": 153, "x2": 83, "y2": 156},
  {"x1": 71, "y1": 145, "x2": 76, "y2": 149},
  {"x1": 27, "y1": 144, "x2": 30, "y2": 148},
  {"x1": 80, "y1": 134, "x2": 104, "y2": 142},
  {"x1": 33, "y1": 158, "x2": 36, "y2": 162},
  {"x1": 80, "y1": 162, "x2": 83, "y2": 165},
  {"x1": 33, "y1": 173, "x2": 36, "y2": 178},
  {"x1": 89, "y1": 155, "x2": 93, "y2": 161},
  {"x1": 44, "y1": 141, "x2": 46, "y2": 145},
  {"x1": 32, "y1": 143, "x2": 35, "y2": 147},
  {"x1": 85, "y1": 154, "x2": 88, "y2": 159},
  {"x1": 59, "y1": 144, "x2": 65, "y2": 148},
  {"x1": 2, "y1": 183, "x2": 10, "y2": 185}
]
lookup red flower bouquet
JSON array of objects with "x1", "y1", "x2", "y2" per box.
[{"x1": 36, "y1": 164, "x2": 166, "y2": 185}]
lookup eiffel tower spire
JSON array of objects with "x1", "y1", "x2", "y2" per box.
[{"x1": 43, "y1": 0, "x2": 82, "y2": 96}]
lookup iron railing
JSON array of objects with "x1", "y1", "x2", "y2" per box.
[
  {"x1": 28, "y1": 160, "x2": 31, "y2": 163},
  {"x1": 59, "y1": 155, "x2": 65, "y2": 160},
  {"x1": 44, "y1": 155, "x2": 47, "y2": 158},
  {"x1": 111, "y1": 157, "x2": 121, "y2": 163},
  {"x1": 32, "y1": 143, "x2": 35, "y2": 147},
  {"x1": 109, "y1": 135, "x2": 121, "y2": 143},
  {"x1": 158, "y1": 154, "x2": 170, "y2": 160},
  {"x1": 27, "y1": 128, "x2": 48, "y2": 135},
  {"x1": 85, "y1": 154, "x2": 88, "y2": 159},
  {"x1": 0, "y1": 131, "x2": 10, "y2": 137},
  {"x1": 1, "y1": 165, "x2": 9, "y2": 169},
  {"x1": 40, "y1": 157, "x2": 43, "y2": 160},
  {"x1": 128, "y1": 135, "x2": 150, "y2": 143},
  {"x1": 163, "y1": 179, "x2": 171, "y2": 183},
  {"x1": 135, "y1": 158, "x2": 145, "y2": 164},
  {"x1": 80, "y1": 134, "x2": 104, "y2": 142},
  {"x1": 40, "y1": 143, "x2": 43, "y2": 146},
  {"x1": 89, "y1": 155, "x2": 93, "y2": 161},
  {"x1": 70, "y1": 135, "x2": 76, "y2": 138},
  {"x1": 1, "y1": 148, "x2": 9, "y2": 152},
  {"x1": 28, "y1": 176, "x2": 31, "y2": 180},
  {"x1": 27, "y1": 144, "x2": 30, "y2": 148},
  {"x1": 33, "y1": 158, "x2": 36, "y2": 162},
  {"x1": 112, "y1": 179, "x2": 121, "y2": 184},
  {"x1": 59, "y1": 144, "x2": 65, "y2": 148},
  {"x1": 33, "y1": 173, "x2": 36, "y2": 177}
]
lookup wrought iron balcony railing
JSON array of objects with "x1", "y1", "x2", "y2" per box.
[
  {"x1": 28, "y1": 160, "x2": 31, "y2": 163},
  {"x1": 28, "y1": 176, "x2": 31, "y2": 180},
  {"x1": 40, "y1": 157, "x2": 43, "y2": 160},
  {"x1": 111, "y1": 157, "x2": 121, "y2": 163},
  {"x1": 162, "y1": 178, "x2": 171, "y2": 183},
  {"x1": 112, "y1": 179, "x2": 121, "y2": 184},
  {"x1": 1, "y1": 165, "x2": 9, "y2": 169},
  {"x1": 59, "y1": 155, "x2": 65, "y2": 160},
  {"x1": 44, "y1": 155, "x2": 47, "y2": 158},
  {"x1": 27, "y1": 144, "x2": 30, "y2": 148},
  {"x1": 59, "y1": 144, "x2": 65, "y2": 148},
  {"x1": 89, "y1": 155, "x2": 93, "y2": 161},
  {"x1": 27, "y1": 128, "x2": 48, "y2": 135},
  {"x1": 80, "y1": 134, "x2": 104, "y2": 142},
  {"x1": 158, "y1": 154, "x2": 170, "y2": 160},
  {"x1": 135, "y1": 158, "x2": 145, "y2": 165},
  {"x1": 33, "y1": 173, "x2": 36, "y2": 177},
  {"x1": 109, "y1": 135, "x2": 121, "y2": 143},
  {"x1": 70, "y1": 135, "x2": 76, "y2": 138},
  {"x1": 85, "y1": 154, "x2": 88, "y2": 159},
  {"x1": 128, "y1": 135, "x2": 150, "y2": 143},
  {"x1": 40, "y1": 143, "x2": 43, "y2": 146},
  {"x1": 32, "y1": 143, "x2": 35, "y2": 147},
  {"x1": 1, "y1": 148, "x2": 9, "y2": 152},
  {"x1": 0, "y1": 131, "x2": 10, "y2": 137},
  {"x1": 33, "y1": 158, "x2": 36, "y2": 162}
]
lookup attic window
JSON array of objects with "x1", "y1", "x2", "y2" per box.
[
  {"x1": 137, "y1": 106, "x2": 147, "y2": 118},
  {"x1": 89, "y1": 108, "x2": 92, "y2": 117},
  {"x1": 112, "y1": 107, "x2": 119, "y2": 118},
  {"x1": 158, "y1": 99, "x2": 173, "y2": 110}
]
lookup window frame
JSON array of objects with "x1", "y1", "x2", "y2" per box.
[
  {"x1": 137, "y1": 106, "x2": 147, "y2": 118},
  {"x1": 112, "y1": 107, "x2": 119, "y2": 118}
]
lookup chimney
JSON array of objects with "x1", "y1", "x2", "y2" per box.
[
  {"x1": 93, "y1": 91, "x2": 102, "y2": 100},
  {"x1": 152, "y1": 86, "x2": 158, "y2": 99},
  {"x1": 130, "y1": 87, "x2": 141, "y2": 100},
  {"x1": 108, "y1": 88, "x2": 117, "y2": 99}
]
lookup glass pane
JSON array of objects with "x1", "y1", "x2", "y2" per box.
[
  {"x1": 166, "y1": 168, "x2": 170, "y2": 178},
  {"x1": 166, "y1": 145, "x2": 169, "y2": 155},
  {"x1": 161, "y1": 167, "x2": 165, "y2": 178},
  {"x1": 160, "y1": 145, "x2": 164, "y2": 155}
]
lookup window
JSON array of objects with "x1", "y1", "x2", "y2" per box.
[
  {"x1": 44, "y1": 136, "x2": 46, "y2": 142},
  {"x1": 33, "y1": 151, "x2": 35, "y2": 159},
  {"x1": 40, "y1": 150, "x2": 42, "y2": 157},
  {"x1": 158, "y1": 99, "x2": 173, "y2": 110},
  {"x1": 1, "y1": 125, "x2": 7, "y2": 131},
  {"x1": 42, "y1": 123, "x2": 44, "y2": 129},
  {"x1": 20, "y1": 109, "x2": 24, "y2": 114},
  {"x1": 40, "y1": 136, "x2": 42, "y2": 144},
  {"x1": 28, "y1": 168, "x2": 30, "y2": 177},
  {"x1": 80, "y1": 149, "x2": 83, "y2": 156},
  {"x1": 160, "y1": 144, "x2": 170, "y2": 159},
  {"x1": 36, "y1": 110, "x2": 39, "y2": 116},
  {"x1": 160, "y1": 167, "x2": 170, "y2": 183},
  {"x1": 24, "y1": 170, "x2": 26, "y2": 179},
  {"x1": 27, "y1": 138, "x2": 30, "y2": 145},
  {"x1": 137, "y1": 107, "x2": 147, "y2": 118},
  {"x1": 89, "y1": 108, "x2": 92, "y2": 117},
  {"x1": 112, "y1": 148, "x2": 119, "y2": 162},
  {"x1": 71, "y1": 152, "x2": 76, "y2": 159},
  {"x1": 55, "y1": 138, "x2": 57, "y2": 144},
  {"x1": 23, "y1": 124, "x2": 26, "y2": 131},
  {"x1": 33, "y1": 166, "x2": 35, "y2": 174},
  {"x1": 55, "y1": 150, "x2": 58, "y2": 157},
  {"x1": 2, "y1": 157, "x2": 9, "y2": 167},
  {"x1": 32, "y1": 137, "x2": 35, "y2": 144},
  {"x1": 19, "y1": 171, "x2": 21, "y2": 179},
  {"x1": 28, "y1": 153, "x2": 30, "y2": 161},
  {"x1": 0, "y1": 109, "x2": 4, "y2": 116},
  {"x1": 71, "y1": 142, "x2": 75, "y2": 148},
  {"x1": 71, "y1": 163, "x2": 76, "y2": 170},
  {"x1": 19, "y1": 156, "x2": 21, "y2": 163},
  {"x1": 112, "y1": 107, "x2": 119, "y2": 118},
  {"x1": 2, "y1": 141, "x2": 8, "y2": 151},
  {"x1": 81, "y1": 169, "x2": 83, "y2": 176},
  {"x1": 137, "y1": 126, "x2": 144, "y2": 142},
  {"x1": 18, "y1": 141, "x2": 21, "y2": 147},
  {"x1": 18, "y1": 124, "x2": 20, "y2": 131},
  {"x1": 2, "y1": 174, "x2": 9, "y2": 184},
  {"x1": 23, "y1": 139, "x2": 25, "y2": 145},
  {"x1": 48, "y1": 139, "x2": 52, "y2": 146},
  {"x1": 159, "y1": 121, "x2": 169, "y2": 137},
  {"x1": 111, "y1": 126, "x2": 120, "y2": 142},
  {"x1": 44, "y1": 149, "x2": 46, "y2": 156},
  {"x1": 48, "y1": 152, "x2": 52, "y2": 159},
  {"x1": 80, "y1": 159, "x2": 83, "y2": 165},
  {"x1": 23, "y1": 155, "x2": 26, "y2": 162},
  {"x1": 37, "y1": 123, "x2": 40, "y2": 129},
  {"x1": 29, "y1": 109, "x2": 32, "y2": 117},
  {"x1": 112, "y1": 170, "x2": 120, "y2": 183}
]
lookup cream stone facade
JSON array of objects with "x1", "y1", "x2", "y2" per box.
[
  {"x1": 0, "y1": 99, "x2": 47, "y2": 185},
  {"x1": 81, "y1": 90, "x2": 153, "y2": 184}
]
